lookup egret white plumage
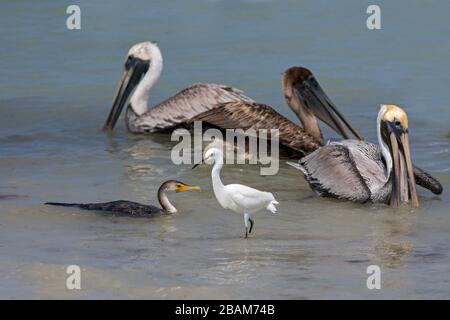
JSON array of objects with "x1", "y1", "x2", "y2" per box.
[{"x1": 194, "y1": 148, "x2": 279, "y2": 238}]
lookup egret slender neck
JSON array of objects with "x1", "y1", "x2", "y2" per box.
[
  {"x1": 211, "y1": 152, "x2": 226, "y2": 198},
  {"x1": 157, "y1": 188, "x2": 177, "y2": 213},
  {"x1": 130, "y1": 47, "x2": 163, "y2": 115}
]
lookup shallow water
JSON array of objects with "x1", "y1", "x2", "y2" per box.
[{"x1": 1, "y1": 0, "x2": 450, "y2": 299}]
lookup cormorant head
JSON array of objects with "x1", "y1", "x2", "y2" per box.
[{"x1": 160, "y1": 180, "x2": 201, "y2": 193}]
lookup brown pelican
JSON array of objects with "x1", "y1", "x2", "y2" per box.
[
  {"x1": 288, "y1": 105, "x2": 424, "y2": 207},
  {"x1": 193, "y1": 66, "x2": 364, "y2": 156},
  {"x1": 45, "y1": 180, "x2": 200, "y2": 216},
  {"x1": 102, "y1": 42, "x2": 362, "y2": 155},
  {"x1": 103, "y1": 41, "x2": 254, "y2": 132}
]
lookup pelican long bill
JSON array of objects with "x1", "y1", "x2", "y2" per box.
[
  {"x1": 296, "y1": 73, "x2": 364, "y2": 141},
  {"x1": 385, "y1": 118, "x2": 419, "y2": 208},
  {"x1": 103, "y1": 56, "x2": 149, "y2": 130}
]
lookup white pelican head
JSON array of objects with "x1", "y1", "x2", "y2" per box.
[
  {"x1": 104, "y1": 41, "x2": 163, "y2": 130},
  {"x1": 127, "y1": 42, "x2": 156, "y2": 61},
  {"x1": 377, "y1": 104, "x2": 419, "y2": 208}
]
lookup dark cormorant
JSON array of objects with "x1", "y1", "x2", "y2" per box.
[{"x1": 45, "y1": 180, "x2": 200, "y2": 216}]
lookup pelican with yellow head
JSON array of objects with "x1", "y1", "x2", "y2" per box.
[
  {"x1": 377, "y1": 104, "x2": 419, "y2": 207},
  {"x1": 288, "y1": 104, "x2": 427, "y2": 208}
]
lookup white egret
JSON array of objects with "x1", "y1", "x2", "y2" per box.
[{"x1": 194, "y1": 148, "x2": 279, "y2": 238}]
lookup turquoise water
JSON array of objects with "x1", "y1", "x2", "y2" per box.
[{"x1": 0, "y1": 0, "x2": 449, "y2": 299}]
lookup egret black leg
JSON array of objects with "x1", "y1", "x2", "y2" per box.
[
  {"x1": 244, "y1": 213, "x2": 250, "y2": 239},
  {"x1": 249, "y1": 218, "x2": 254, "y2": 234}
]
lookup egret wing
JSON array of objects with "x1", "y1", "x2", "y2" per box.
[{"x1": 226, "y1": 184, "x2": 274, "y2": 211}]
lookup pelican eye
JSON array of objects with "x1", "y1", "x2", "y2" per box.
[
  {"x1": 125, "y1": 56, "x2": 134, "y2": 69},
  {"x1": 310, "y1": 77, "x2": 319, "y2": 88}
]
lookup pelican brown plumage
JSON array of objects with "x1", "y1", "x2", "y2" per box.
[
  {"x1": 103, "y1": 41, "x2": 254, "y2": 133},
  {"x1": 193, "y1": 67, "x2": 364, "y2": 156},
  {"x1": 103, "y1": 42, "x2": 362, "y2": 156}
]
